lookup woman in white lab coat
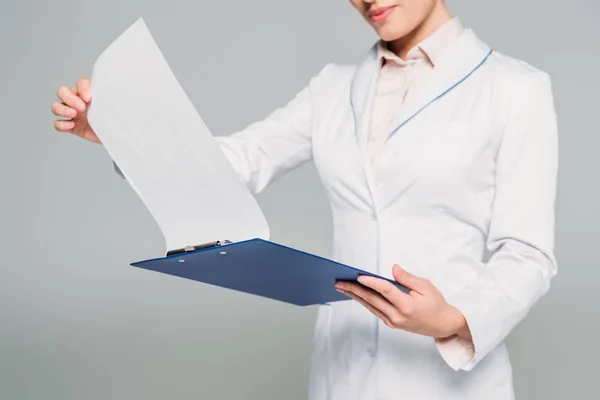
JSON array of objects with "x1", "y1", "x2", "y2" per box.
[{"x1": 52, "y1": 1, "x2": 558, "y2": 398}]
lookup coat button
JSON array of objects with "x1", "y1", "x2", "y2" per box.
[{"x1": 367, "y1": 347, "x2": 376, "y2": 357}]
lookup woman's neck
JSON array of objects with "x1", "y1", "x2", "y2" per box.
[{"x1": 388, "y1": 4, "x2": 453, "y2": 60}]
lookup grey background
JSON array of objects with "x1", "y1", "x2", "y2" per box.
[{"x1": 1, "y1": 0, "x2": 598, "y2": 399}]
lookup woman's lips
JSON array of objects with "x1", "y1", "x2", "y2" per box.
[{"x1": 368, "y1": 6, "x2": 397, "y2": 23}]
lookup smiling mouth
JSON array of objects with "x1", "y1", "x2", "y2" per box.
[{"x1": 368, "y1": 6, "x2": 397, "y2": 23}]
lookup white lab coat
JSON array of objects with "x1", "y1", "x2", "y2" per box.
[{"x1": 215, "y1": 28, "x2": 558, "y2": 400}]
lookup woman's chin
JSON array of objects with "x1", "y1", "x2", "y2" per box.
[
  {"x1": 375, "y1": 26, "x2": 411, "y2": 43},
  {"x1": 372, "y1": 22, "x2": 411, "y2": 42}
]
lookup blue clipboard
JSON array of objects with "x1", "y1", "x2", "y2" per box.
[{"x1": 131, "y1": 238, "x2": 410, "y2": 306}]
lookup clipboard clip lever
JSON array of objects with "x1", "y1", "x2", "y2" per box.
[{"x1": 167, "y1": 239, "x2": 232, "y2": 257}]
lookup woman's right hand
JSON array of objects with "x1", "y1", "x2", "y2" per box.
[{"x1": 52, "y1": 78, "x2": 101, "y2": 144}]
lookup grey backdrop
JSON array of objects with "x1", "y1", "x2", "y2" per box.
[{"x1": 1, "y1": 0, "x2": 598, "y2": 399}]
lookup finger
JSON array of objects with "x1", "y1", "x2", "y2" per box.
[
  {"x1": 391, "y1": 264, "x2": 430, "y2": 295},
  {"x1": 356, "y1": 274, "x2": 411, "y2": 305},
  {"x1": 337, "y1": 288, "x2": 393, "y2": 326},
  {"x1": 51, "y1": 102, "x2": 77, "y2": 118},
  {"x1": 54, "y1": 120, "x2": 75, "y2": 132},
  {"x1": 76, "y1": 78, "x2": 92, "y2": 102},
  {"x1": 337, "y1": 281, "x2": 400, "y2": 319},
  {"x1": 57, "y1": 86, "x2": 86, "y2": 112}
]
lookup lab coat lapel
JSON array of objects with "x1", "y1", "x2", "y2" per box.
[
  {"x1": 350, "y1": 44, "x2": 380, "y2": 163},
  {"x1": 347, "y1": 29, "x2": 493, "y2": 212},
  {"x1": 385, "y1": 29, "x2": 493, "y2": 145}
]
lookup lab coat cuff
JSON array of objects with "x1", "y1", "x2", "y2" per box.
[
  {"x1": 434, "y1": 334, "x2": 475, "y2": 371},
  {"x1": 443, "y1": 290, "x2": 493, "y2": 371}
]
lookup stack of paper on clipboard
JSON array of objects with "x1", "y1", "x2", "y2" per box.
[{"x1": 86, "y1": 17, "x2": 408, "y2": 306}]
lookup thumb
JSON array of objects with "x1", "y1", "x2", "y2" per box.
[{"x1": 392, "y1": 264, "x2": 428, "y2": 294}]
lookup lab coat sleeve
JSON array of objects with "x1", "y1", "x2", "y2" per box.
[
  {"x1": 214, "y1": 65, "x2": 331, "y2": 194},
  {"x1": 438, "y1": 72, "x2": 559, "y2": 371}
]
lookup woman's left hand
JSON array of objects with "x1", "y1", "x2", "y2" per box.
[{"x1": 335, "y1": 264, "x2": 472, "y2": 340}]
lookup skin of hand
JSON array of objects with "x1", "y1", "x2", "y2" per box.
[
  {"x1": 335, "y1": 264, "x2": 473, "y2": 341},
  {"x1": 52, "y1": 78, "x2": 100, "y2": 144}
]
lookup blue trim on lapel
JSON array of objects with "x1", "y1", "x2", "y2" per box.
[
  {"x1": 384, "y1": 49, "x2": 493, "y2": 144},
  {"x1": 349, "y1": 45, "x2": 493, "y2": 147}
]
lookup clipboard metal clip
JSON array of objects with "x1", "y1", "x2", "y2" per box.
[{"x1": 166, "y1": 239, "x2": 233, "y2": 257}]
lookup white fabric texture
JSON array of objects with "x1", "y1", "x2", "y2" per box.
[{"x1": 215, "y1": 25, "x2": 558, "y2": 399}]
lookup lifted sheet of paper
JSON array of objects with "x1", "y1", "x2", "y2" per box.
[{"x1": 87, "y1": 17, "x2": 269, "y2": 253}]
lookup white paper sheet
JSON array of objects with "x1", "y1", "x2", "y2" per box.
[{"x1": 87, "y1": 17, "x2": 270, "y2": 253}]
